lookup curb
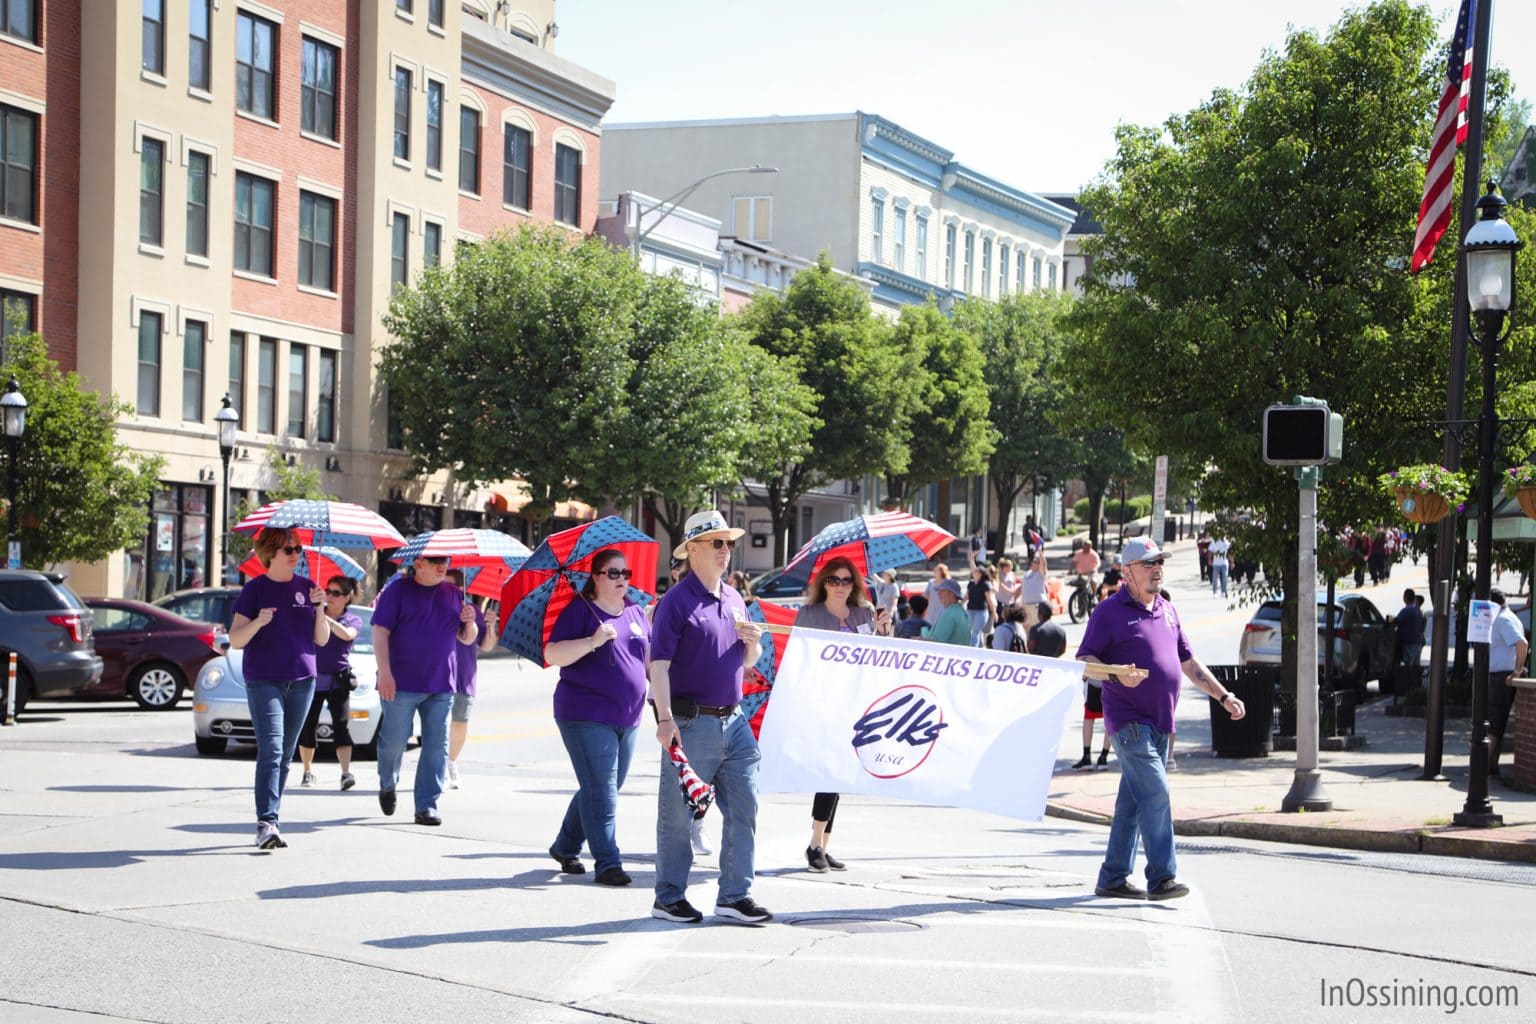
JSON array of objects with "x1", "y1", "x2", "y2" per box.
[{"x1": 1045, "y1": 802, "x2": 1536, "y2": 865}]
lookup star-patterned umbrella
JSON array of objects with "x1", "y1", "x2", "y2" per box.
[
  {"x1": 496, "y1": 516, "x2": 659, "y2": 664},
  {"x1": 741, "y1": 600, "x2": 797, "y2": 739},
  {"x1": 779, "y1": 511, "x2": 955, "y2": 586},
  {"x1": 238, "y1": 545, "x2": 366, "y2": 585},
  {"x1": 233, "y1": 499, "x2": 406, "y2": 550},
  {"x1": 389, "y1": 529, "x2": 532, "y2": 601}
]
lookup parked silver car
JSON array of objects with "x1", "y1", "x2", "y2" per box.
[
  {"x1": 1238, "y1": 594, "x2": 1395, "y2": 688},
  {"x1": 191, "y1": 605, "x2": 381, "y2": 757}
]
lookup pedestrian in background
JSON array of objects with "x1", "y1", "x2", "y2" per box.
[
  {"x1": 965, "y1": 565, "x2": 997, "y2": 647},
  {"x1": 1207, "y1": 535, "x2": 1230, "y2": 597},
  {"x1": 648, "y1": 510, "x2": 770, "y2": 926},
  {"x1": 1196, "y1": 530, "x2": 1211, "y2": 582},
  {"x1": 228, "y1": 528, "x2": 330, "y2": 850},
  {"x1": 923, "y1": 579, "x2": 970, "y2": 645},
  {"x1": 895, "y1": 594, "x2": 929, "y2": 638},
  {"x1": 298, "y1": 575, "x2": 362, "y2": 792},
  {"x1": 1395, "y1": 588, "x2": 1426, "y2": 689},
  {"x1": 1020, "y1": 552, "x2": 1050, "y2": 628},
  {"x1": 1486, "y1": 588, "x2": 1528, "y2": 779},
  {"x1": 871, "y1": 569, "x2": 901, "y2": 621},
  {"x1": 444, "y1": 568, "x2": 500, "y2": 790},
  {"x1": 373, "y1": 554, "x2": 478, "y2": 827},
  {"x1": 1077, "y1": 539, "x2": 1245, "y2": 902},
  {"x1": 994, "y1": 558, "x2": 1021, "y2": 609},
  {"x1": 544, "y1": 548, "x2": 650, "y2": 886},
  {"x1": 992, "y1": 604, "x2": 1027, "y2": 652},
  {"x1": 923, "y1": 564, "x2": 952, "y2": 624}
]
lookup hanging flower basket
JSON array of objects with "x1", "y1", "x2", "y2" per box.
[
  {"x1": 1501, "y1": 465, "x2": 1536, "y2": 521},
  {"x1": 1379, "y1": 465, "x2": 1468, "y2": 526}
]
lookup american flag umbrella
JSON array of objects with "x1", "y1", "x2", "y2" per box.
[
  {"x1": 233, "y1": 499, "x2": 406, "y2": 550},
  {"x1": 741, "y1": 600, "x2": 797, "y2": 739},
  {"x1": 670, "y1": 741, "x2": 715, "y2": 819},
  {"x1": 238, "y1": 544, "x2": 366, "y2": 585},
  {"x1": 390, "y1": 528, "x2": 532, "y2": 600},
  {"x1": 779, "y1": 511, "x2": 955, "y2": 586},
  {"x1": 496, "y1": 516, "x2": 659, "y2": 664}
]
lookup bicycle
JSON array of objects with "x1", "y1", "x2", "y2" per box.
[{"x1": 1068, "y1": 574, "x2": 1097, "y2": 624}]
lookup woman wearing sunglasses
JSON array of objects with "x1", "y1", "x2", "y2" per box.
[
  {"x1": 542, "y1": 548, "x2": 650, "y2": 886},
  {"x1": 228, "y1": 528, "x2": 330, "y2": 850},
  {"x1": 297, "y1": 576, "x2": 363, "y2": 793},
  {"x1": 793, "y1": 556, "x2": 892, "y2": 872}
]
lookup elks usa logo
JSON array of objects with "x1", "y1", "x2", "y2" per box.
[{"x1": 851, "y1": 684, "x2": 949, "y2": 779}]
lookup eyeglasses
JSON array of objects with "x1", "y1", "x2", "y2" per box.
[
  {"x1": 599, "y1": 568, "x2": 633, "y2": 581},
  {"x1": 420, "y1": 556, "x2": 450, "y2": 566},
  {"x1": 279, "y1": 545, "x2": 304, "y2": 556},
  {"x1": 693, "y1": 537, "x2": 735, "y2": 550},
  {"x1": 325, "y1": 589, "x2": 347, "y2": 598},
  {"x1": 824, "y1": 576, "x2": 854, "y2": 587},
  {"x1": 1137, "y1": 559, "x2": 1167, "y2": 568}
]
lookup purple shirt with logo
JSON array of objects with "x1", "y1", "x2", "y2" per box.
[
  {"x1": 371, "y1": 578, "x2": 462, "y2": 694},
  {"x1": 1075, "y1": 587, "x2": 1192, "y2": 736},
  {"x1": 232, "y1": 574, "x2": 320, "y2": 681},
  {"x1": 548, "y1": 599, "x2": 649, "y2": 728},
  {"x1": 454, "y1": 605, "x2": 487, "y2": 696},
  {"x1": 650, "y1": 572, "x2": 747, "y2": 707},
  {"x1": 314, "y1": 611, "x2": 363, "y2": 690}
]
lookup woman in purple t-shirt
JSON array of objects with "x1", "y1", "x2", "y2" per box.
[
  {"x1": 544, "y1": 548, "x2": 650, "y2": 887},
  {"x1": 228, "y1": 528, "x2": 330, "y2": 851},
  {"x1": 297, "y1": 575, "x2": 363, "y2": 794}
]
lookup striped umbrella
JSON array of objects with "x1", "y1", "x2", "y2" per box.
[
  {"x1": 233, "y1": 499, "x2": 406, "y2": 550},
  {"x1": 238, "y1": 545, "x2": 366, "y2": 585},
  {"x1": 390, "y1": 527, "x2": 533, "y2": 568},
  {"x1": 741, "y1": 600, "x2": 797, "y2": 739},
  {"x1": 779, "y1": 511, "x2": 955, "y2": 586}
]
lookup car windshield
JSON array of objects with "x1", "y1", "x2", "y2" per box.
[{"x1": 349, "y1": 607, "x2": 375, "y2": 654}]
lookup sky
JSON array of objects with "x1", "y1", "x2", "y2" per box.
[{"x1": 556, "y1": 0, "x2": 1536, "y2": 195}]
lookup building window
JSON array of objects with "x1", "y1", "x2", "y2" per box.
[
  {"x1": 458, "y1": 106, "x2": 480, "y2": 193},
  {"x1": 287, "y1": 344, "x2": 306, "y2": 438},
  {"x1": 428, "y1": 0, "x2": 444, "y2": 28},
  {"x1": 137, "y1": 312, "x2": 162, "y2": 416},
  {"x1": 1, "y1": 289, "x2": 36, "y2": 340},
  {"x1": 943, "y1": 224, "x2": 956, "y2": 288},
  {"x1": 142, "y1": 0, "x2": 164, "y2": 75},
  {"x1": 870, "y1": 198, "x2": 883, "y2": 266},
  {"x1": 999, "y1": 246, "x2": 1010, "y2": 295},
  {"x1": 424, "y1": 220, "x2": 441, "y2": 267},
  {"x1": 963, "y1": 231, "x2": 975, "y2": 293},
  {"x1": 183, "y1": 319, "x2": 205, "y2": 422},
  {"x1": 1049, "y1": 262, "x2": 1058, "y2": 290},
  {"x1": 300, "y1": 37, "x2": 339, "y2": 141},
  {"x1": 1, "y1": 0, "x2": 38, "y2": 45},
  {"x1": 317, "y1": 349, "x2": 336, "y2": 443},
  {"x1": 502, "y1": 124, "x2": 530, "y2": 208},
  {"x1": 731, "y1": 196, "x2": 771, "y2": 242},
  {"x1": 234, "y1": 173, "x2": 275, "y2": 277},
  {"x1": 390, "y1": 212, "x2": 409, "y2": 290},
  {"x1": 133, "y1": 484, "x2": 212, "y2": 601},
  {"x1": 0, "y1": 104, "x2": 38, "y2": 224},
  {"x1": 139, "y1": 138, "x2": 164, "y2": 246},
  {"x1": 1017, "y1": 251, "x2": 1026, "y2": 293},
  {"x1": 385, "y1": 387, "x2": 402, "y2": 448},
  {"x1": 553, "y1": 143, "x2": 580, "y2": 226},
  {"x1": 396, "y1": 0, "x2": 411, "y2": 11},
  {"x1": 981, "y1": 239, "x2": 992, "y2": 298},
  {"x1": 256, "y1": 336, "x2": 276, "y2": 433},
  {"x1": 186, "y1": 151, "x2": 209, "y2": 257},
  {"x1": 392, "y1": 67, "x2": 411, "y2": 161},
  {"x1": 915, "y1": 216, "x2": 928, "y2": 279},
  {"x1": 1032, "y1": 256, "x2": 1042, "y2": 290},
  {"x1": 228, "y1": 331, "x2": 245, "y2": 429},
  {"x1": 235, "y1": 12, "x2": 276, "y2": 119},
  {"x1": 425, "y1": 80, "x2": 444, "y2": 172},
  {"x1": 893, "y1": 209, "x2": 906, "y2": 273},
  {"x1": 188, "y1": 0, "x2": 211, "y2": 91},
  {"x1": 298, "y1": 191, "x2": 336, "y2": 292}
]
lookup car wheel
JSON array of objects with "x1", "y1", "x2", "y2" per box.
[
  {"x1": 195, "y1": 735, "x2": 227, "y2": 755},
  {"x1": 1068, "y1": 588, "x2": 1090, "y2": 624},
  {"x1": 130, "y1": 663, "x2": 185, "y2": 710}
]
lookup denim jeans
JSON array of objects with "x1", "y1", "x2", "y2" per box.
[
  {"x1": 656, "y1": 709, "x2": 760, "y2": 906},
  {"x1": 1210, "y1": 563, "x2": 1229, "y2": 596},
  {"x1": 552, "y1": 719, "x2": 639, "y2": 873},
  {"x1": 246, "y1": 677, "x2": 316, "y2": 825},
  {"x1": 377, "y1": 690, "x2": 453, "y2": 816},
  {"x1": 967, "y1": 609, "x2": 990, "y2": 647},
  {"x1": 1097, "y1": 721, "x2": 1176, "y2": 890}
]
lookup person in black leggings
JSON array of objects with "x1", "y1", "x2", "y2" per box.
[{"x1": 298, "y1": 576, "x2": 362, "y2": 791}]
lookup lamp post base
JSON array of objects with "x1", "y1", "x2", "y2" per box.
[
  {"x1": 1452, "y1": 809, "x2": 1504, "y2": 829},
  {"x1": 1280, "y1": 770, "x2": 1333, "y2": 812},
  {"x1": 1416, "y1": 769, "x2": 1449, "y2": 782}
]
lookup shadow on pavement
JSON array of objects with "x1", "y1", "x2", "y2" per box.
[
  {"x1": 173, "y1": 816, "x2": 371, "y2": 836},
  {"x1": 49, "y1": 784, "x2": 244, "y2": 793},
  {"x1": 0, "y1": 845, "x2": 236, "y2": 869},
  {"x1": 257, "y1": 866, "x2": 650, "y2": 902}
]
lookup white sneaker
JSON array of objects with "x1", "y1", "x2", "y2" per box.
[
  {"x1": 447, "y1": 761, "x2": 460, "y2": 789},
  {"x1": 690, "y1": 816, "x2": 712, "y2": 856}
]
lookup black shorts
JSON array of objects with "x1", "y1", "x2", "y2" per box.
[
  {"x1": 1489, "y1": 671, "x2": 1517, "y2": 736},
  {"x1": 1084, "y1": 683, "x2": 1104, "y2": 719}
]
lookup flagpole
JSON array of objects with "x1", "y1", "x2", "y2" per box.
[{"x1": 1423, "y1": 0, "x2": 1493, "y2": 780}]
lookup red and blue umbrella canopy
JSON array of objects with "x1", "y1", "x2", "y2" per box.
[
  {"x1": 779, "y1": 511, "x2": 955, "y2": 586},
  {"x1": 233, "y1": 499, "x2": 406, "y2": 550},
  {"x1": 496, "y1": 516, "x2": 659, "y2": 664},
  {"x1": 390, "y1": 528, "x2": 533, "y2": 568},
  {"x1": 741, "y1": 600, "x2": 797, "y2": 737},
  {"x1": 238, "y1": 545, "x2": 366, "y2": 585}
]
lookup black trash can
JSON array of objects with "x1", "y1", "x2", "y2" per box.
[{"x1": 1209, "y1": 664, "x2": 1278, "y2": 757}]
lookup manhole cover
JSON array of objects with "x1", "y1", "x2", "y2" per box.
[{"x1": 786, "y1": 916, "x2": 925, "y2": 933}]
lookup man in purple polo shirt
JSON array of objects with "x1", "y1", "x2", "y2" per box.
[
  {"x1": 1076, "y1": 538, "x2": 1246, "y2": 902},
  {"x1": 373, "y1": 555, "x2": 478, "y2": 826},
  {"x1": 648, "y1": 509, "x2": 769, "y2": 926}
]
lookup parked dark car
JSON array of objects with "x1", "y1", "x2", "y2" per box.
[
  {"x1": 73, "y1": 598, "x2": 222, "y2": 710},
  {"x1": 1238, "y1": 594, "x2": 1395, "y2": 690},
  {"x1": 151, "y1": 586, "x2": 242, "y2": 631},
  {"x1": 0, "y1": 569, "x2": 102, "y2": 714}
]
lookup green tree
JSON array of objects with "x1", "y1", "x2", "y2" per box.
[
  {"x1": 0, "y1": 333, "x2": 161, "y2": 568},
  {"x1": 734, "y1": 254, "x2": 920, "y2": 561},
  {"x1": 883, "y1": 302, "x2": 995, "y2": 507}
]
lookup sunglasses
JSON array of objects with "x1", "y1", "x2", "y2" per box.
[
  {"x1": 279, "y1": 545, "x2": 304, "y2": 556},
  {"x1": 325, "y1": 589, "x2": 347, "y2": 597},
  {"x1": 824, "y1": 576, "x2": 855, "y2": 587},
  {"x1": 693, "y1": 538, "x2": 736, "y2": 550},
  {"x1": 419, "y1": 556, "x2": 450, "y2": 566},
  {"x1": 1137, "y1": 559, "x2": 1167, "y2": 568},
  {"x1": 598, "y1": 568, "x2": 634, "y2": 580}
]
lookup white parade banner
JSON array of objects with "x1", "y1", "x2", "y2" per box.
[{"x1": 757, "y1": 629, "x2": 1083, "y2": 820}]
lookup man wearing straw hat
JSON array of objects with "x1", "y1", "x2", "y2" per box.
[
  {"x1": 1076, "y1": 538, "x2": 1245, "y2": 903},
  {"x1": 648, "y1": 510, "x2": 770, "y2": 926}
]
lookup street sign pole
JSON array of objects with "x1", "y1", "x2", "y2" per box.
[
  {"x1": 1150, "y1": 455, "x2": 1168, "y2": 547},
  {"x1": 1282, "y1": 465, "x2": 1332, "y2": 811}
]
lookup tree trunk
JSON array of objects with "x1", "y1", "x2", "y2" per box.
[
  {"x1": 1087, "y1": 491, "x2": 1106, "y2": 552},
  {"x1": 990, "y1": 473, "x2": 1024, "y2": 557}
]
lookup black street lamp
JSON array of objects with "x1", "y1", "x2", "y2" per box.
[
  {"x1": 215, "y1": 393, "x2": 239, "y2": 584},
  {"x1": 2, "y1": 377, "x2": 28, "y2": 570},
  {"x1": 1455, "y1": 181, "x2": 1522, "y2": 829}
]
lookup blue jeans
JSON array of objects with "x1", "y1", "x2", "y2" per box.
[
  {"x1": 1210, "y1": 563, "x2": 1229, "y2": 596},
  {"x1": 1097, "y1": 721, "x2": 1176, "y2": 890},
  {"x1": 245, "y1": 677, "x2": 316, "y2": 825},
  {"x1": 656, "y1": 709, "x2": 760, "y2": 906},
  {"x1": 967, "y1": 609, "x2": 990, "y2": 647},
  {"x1": 377, "y1": 690, "x2": 453, "y2": 815},
  {"x1": 553, "y1": 719, "x2": 639, "y2": 873}
]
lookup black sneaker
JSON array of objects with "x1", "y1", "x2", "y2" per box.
[
  {"x1": 595, "y1": 867, "x2": 632, "y2": 887},
  {"x1": 805, "y1": 845, "x2": 829, "y2": 872},
  {"x1": 378, "y1": 788, "x2": 396, "y2": 816},
  {"x1": 823, "y1": 851, "x2": 847, "y2": 871},
  {"x1": 651, "y1": 898, "x2": 703, "y2": 923},
  {"x1": 1071, "y1": 754, "x2": 1093, "y2": 771},
  {"x1": 1147, "y1": 878, "x2": 1190, "y2": 901},
  {"x1": 549, "y1": 847, "x2": 586, "y2": 875},
  {"x1": 715, "y1": 897, "x2": 773, "y2": 926},
  {"x1": 1094, "y1": 881, "x2": 1146, "y2": 899}
]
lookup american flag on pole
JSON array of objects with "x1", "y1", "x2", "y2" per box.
[{"x1": 1410, "y1": 0, "x2": 1477, "y2": 274}]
